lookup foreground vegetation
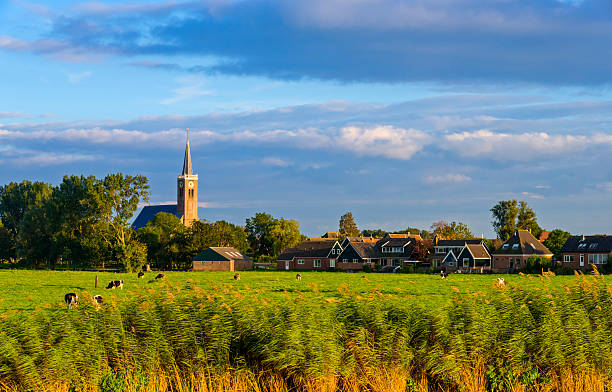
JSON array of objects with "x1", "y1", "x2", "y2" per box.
[{"x1": 0, "y1": 270, "x2": 611, "y2": 391}]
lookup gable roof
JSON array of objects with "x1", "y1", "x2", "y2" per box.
[
  {"x1": 493, "y1": 230, "x2": 552, "y2": 256},
  {"x1": 442, "y1": 251, "x2": 457, "y2": 264},
  {"x1": 378, "y1": 237, "x2": 413, "y2": 247},
  {"x1": 321, "y1": 232, "x2": 340, "y2": 238},
  {"x1": 194, "y1": 247, "x2": 252, "y2": 262},
  {"x1": 386, "y1": 233, "x2": 422, "y2": 240},
  {"x1": 465, "y1": 244, "x2": 491, "y2": 259},
  {"x1": 349, "y1": 242, "x2": 382, "y2": 259},
  {"x1": 278, "y1": 238, "x2": 340, "y2": 260},
  {"x1": 435, "y1": 239, "x2": 484, "y2": 247},
  {"x1": 131, "y1": 204, "x2": 180, "y2": 230},
  {"x1": 561, "y1": 235, "x2": 612, "y2": 253}
]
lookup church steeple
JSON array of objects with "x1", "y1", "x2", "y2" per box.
[
  {"x1": 182, "y1": 129, "x2": 193, "y2": 176},
  {"x1": 177, "y1": 128, "x2": 198, "y2": 226}
]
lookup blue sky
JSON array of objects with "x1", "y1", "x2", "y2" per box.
[{"x1": 1, "y1": 0, "x2": 611, "y2": 237}]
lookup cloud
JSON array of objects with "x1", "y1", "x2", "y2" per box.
[
  {"x1": 425, "y1": 174, "x2": 472, "y2": 184},
  {"x1": 67, "y1": 70, "x2": 92, "y2": 83},
  {"x1": 262, "y1": 157, "x2": 293, "y2": 167},
  {"x1": 596, "y1": 182, "x2": 612, "y2": 192},
  {"x1": 5, "y1": 0, "x2": 612, "y2": 84},
  {"x1": 443, "y1": 130, "x2": 591, "y2": 160},
  {"x1": 0, "y1": 112, "x2": 29, "y2": 119},
  {"x1": 336, "y1": 125, "x2": 431, "y2": 160},
  {"x1": 160, "y1": 76, "x2": 214, "y2": 105}
]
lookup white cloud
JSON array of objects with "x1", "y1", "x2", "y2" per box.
[
  {"x1": 262, "y1": 157, "x2": 293, "y2": 167},
  {"x1": 336, "y1": 125, "x2": 431, "y2": 160},
  {"x1": 596, "y1": 183, "x2": 612, "y2": 192},
  {"x1": 161, "y1": 76, "x2": 214, "y2": 105},
  {"x1": 425, "y1": 173, "x2": 472, "y2": 184},
  {"x1": 443, "y1": 130, "x2": 590, "y2": 160},
  {"x1": 67, "y1": 71, "x2": 92, "y2": 83}
]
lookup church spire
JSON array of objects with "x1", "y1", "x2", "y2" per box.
[{"x1": 182, "y1": 128, "x2": 193, "y2": 176}]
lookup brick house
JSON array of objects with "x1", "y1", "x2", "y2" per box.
[
  {"x1": 336, "y1": 242, "x2": 380, "y2": 271},
  {"x1": 561, "y1": 235, "x2": 612, "y2": 270},
  {"x1": 193, "y1": 247, "x2": 253, "y2": 271},
  {"x1": 376, "y1": 234, "x2": 424, "y2": 267},
  {"x1": 276, "y1": 239, "x2": 342, "y2": 271},
  {"x1": 492, "y1": 230, "x2": 553, "y2": 273}
]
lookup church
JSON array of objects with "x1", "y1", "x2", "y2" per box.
[{"x1": 132, "y1": 134, "x2": 199, "y2": 229}]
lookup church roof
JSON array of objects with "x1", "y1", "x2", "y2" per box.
[
  {"x1": 182, "y1": 134, "x2": 193, "y2": 176},
  {"x1": 131, "y1": 204, "x2": 180, "y2": 230}
]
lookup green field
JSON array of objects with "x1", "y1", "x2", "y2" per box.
[
  {"x1": 0, "y1": 270, "x2": 574, "y2": 314},
  {"x1": 0, "y1": 270, "x2": 610, "y2": 392}
]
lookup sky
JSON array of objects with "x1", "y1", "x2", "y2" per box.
[{"x1": 0, "y1": 0, "x2": 611, "y2": 238}]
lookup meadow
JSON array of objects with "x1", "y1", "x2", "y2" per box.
[{"x1": 0, "y1": 270, "x2": 610, "y2": 392}]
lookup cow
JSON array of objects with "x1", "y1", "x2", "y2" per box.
[
  {"x1": 92, "y1": 295, "x2": 103, "y2": 304},
  {"x1": 440, "y1": 272, "x2": 449, "y2": 279},
  {"x1": 496, "y1": 277, "x2": 506, "y2": 287},
  {"x1": 64, "y1": 293, "x2": 78, "y2": 310},
  {"x1": 137, "y1": 271, "x2": 145, "y2": 279},
  {"x1": 296, "y1": 273, "x2": 302, "y2": 281},
  {"x1": 155, "y1": 273, "x2": 165, "y2": 280},
  {"x1": 106, "y1": 280, "x2": 123, "y2": 289},
  {"x1": 233, "y1": 273, "x2": 241, "y2": 280}
]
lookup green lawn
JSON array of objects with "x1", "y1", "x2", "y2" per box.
[{"x1": 0, "y1": 269, "x2": 576, "y2": 314}]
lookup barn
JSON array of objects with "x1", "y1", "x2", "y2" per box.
[{"x1": 192, "y1": 247, "x2": 253, "y2": 271}]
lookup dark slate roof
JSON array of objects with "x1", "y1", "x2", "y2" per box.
[
  {"x1": 277, "y1": 248, "x2": 302, "y2": 261},
  {"x1": 351, "y1": 242, "x2": 382, "y2": 259},
  {"x1": 132, "y1": 205, "x2": 180, "y2": 230},
  {"x1": 378, "y1": 238, "x2": 413, "y2": 247},
  {"x1": 561, "y1": 235, "x2": 612, "y2": 253},
  {"x1": 182, "y1": 136, "x2": 193, "y2": 176},
  {"x1": 278, "y1": 239, "x2": 339, "y2": 260},
  {"x1": 493, "y1": 230, "x2": 552, "y2": 256},
  {"x1": 442, "y1": 251, "x2": 457, "y2": 263},
  {"x1": 194, "y1": 247, "x2": 252, "y2": 262},
  {"x1": 436, "y1": 239, "x2": 484, "y2": 247},
  {"x1": 466, "y1": 244, "x2": 491, "y2": 259},
  {"x1": 321, "y1": 232, "x2": 340, "y2": 238}
]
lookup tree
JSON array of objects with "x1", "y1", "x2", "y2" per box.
[
  {"x1": 269, "y1": 218, "x2": 303, "y2": 257},
  {"x1": 339, "y1": 212, "x2": 360, "y2": 237},
  {"x1": 431, "y1": 221, "x2": 473, "y2": 240},
  {"x1": 0, "y1": 180, "x2": 53, "y2": 236},
  {"x1": 491, "y1": 200, "x2": 519, "y2": 240},
  {"x1": 0, "y1": 221, "x2": 15, "y2": 262},
  {"x1": 411, "y1": 239, "x2": 433, "y2": 261},
  {"x1": 16, "y1": 206, "x2": 56, "y2": 268},
  {"x1": 543, "y1": 229, "x2": 571, "y2": 261},
  {"x1": 138, "y1": 212, "x2": 188, "y2": 270},
  {"x1": 245, "y1": 212, "x2": 276, "y2": 257},
  {"x1": 361, "y1": 229, "x2": 388, "y2": 238},
  {"x1": 517, "y1": 201, "x2": 543, "y2": 238},
  {"x1": 491, "y1": 200, "x2": 543, "y2": 240}
]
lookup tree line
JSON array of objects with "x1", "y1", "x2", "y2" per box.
[
  {"x1": 0, "y1": 177, "x2": 305, "y2": 270},
  {"x1": 0, "y1": 175, "x2": 577, "y2": 270}
]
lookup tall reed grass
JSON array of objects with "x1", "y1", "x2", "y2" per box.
[{"x1": 0, "y1": 273, "x2": 610, "y2": 392}]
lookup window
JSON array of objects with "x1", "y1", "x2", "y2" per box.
[
  {"x1": 353, "y1": 258, "x2": 359, "y2": 263},
  {"x1": 502, "y1": 244, "x2": 509, "y2": 249},
  {"x1": 314, "y1": 259, "x2": 321, "y2": 268},
  {"x1": 512, "y1": 244, "x2": 519, "y2": 250},
  {"x1": 463, "y1": 258, "x2": 469, "y2": 268},
  {"x1": 578, "y1": 243, "x2": 587, "y2": 249},
  {"x1": 589, "y1": 243, "x2": 599, "y2": 249},
  {"x1": 564, "y1": 255, "x2": 574, "y2": 262},
  {"x1": 297, "y1": 259, "x2": 304, "y2": 265},
  {"x1": 394, "y1": 247, "x2": 403, "y2": 252},
  {"x1": 433, "y1": 260, "x2": 440, "y2": 267},
  {"x1": 448, "y1": 262, "x2": 456, "y2": 267},
  {"x1": 436, "y1": 247, "x2": 444, "y2": 254},
  {"x1": 343, "y1": 258, "x2": 349, "y2": 263},
  {"x1": 580, "y1": 254, "x2": 584, "y2": 263},
  {"x1": 588, "y1": 254, "x2": 608, "y2": 264}
]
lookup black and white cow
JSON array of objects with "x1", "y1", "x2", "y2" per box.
[
  {"x1": 296, "y1": 273, "x2": 302, "y2": 281},
  {"x1": 137, "y1": 271, "x2": 145, "y2": 279},
  {"x1": 92, "y1": 295, "x2": 103, "y2": 304},
  {"x1": 155, "y1": 273, "x2": 165, "y2": 280},
  {"x1": 233, "y1": 273, "x2": 241, "y2": 280},
  {"x1": 64, "y1": 293, "x2": 78, "y2": 310},
  {"x1": 106, "y1": 280, "x2": 123, "y2": 289}
]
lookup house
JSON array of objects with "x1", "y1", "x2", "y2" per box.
[
  {"x1": 376, "y1": 234, "x2": 423, "y2": 267},
  {"x1": 452, "y1": 244, "x2": 492, "y2": 272},
  {"x1": 561, "y1": 235, "x2": 612, "y2": 270},
  {"x1": 193, "y1": 247, "x2": 253, "y2": 271},
  {"x1": 340, "y1": 236, "x2": 380, "y2": 248},
  {"x1": 336, "y1": 242, "x2": 380, "y2": 271},
  {"x1": 276, "y1": 239, "x2": 342, "y2": 271},
  {"x1": 429, "y1": 237, "x2": 487, "y2": 268},
  {"x1": 492, "y1": 230, "x2": 552, "y2": 273}
]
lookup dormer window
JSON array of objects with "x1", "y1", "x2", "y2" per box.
[
  {"x1": 502, "y1": 244, "x2": 509, "y2": 249},
  {"x1": 512, "y1": 244, "x2": 519, "y2": 250},
  {"x1": 578, "y1": 243, "x2": 587, "y2": 249},
  {"x1": 589, "y1": 243, "x2": 598, "y2": 249}
]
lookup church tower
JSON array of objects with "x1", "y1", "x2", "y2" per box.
[{"x1": 177, "y1": 130, "x2": 198, "y2": 226}]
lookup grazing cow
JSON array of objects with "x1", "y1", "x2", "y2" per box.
[
  {"x1": 440, "y1": 272, "x2": 449, "y2": 279},
  {"x1": 137, "y1": 271, "x2": 145, "y2": 279},
  {"x1": 233, "y1": 273, "x2": 241, "y2": 280},
  {"x1": 64, "y1": 293, "x2": 78, "y2": 310},
  {"x1": 155, "y1": 273, "x2": 165, "y2": 280},
  {"x1": 106, "y1": 280, "x2": 123, "y2": 289},
  {"x1": 496, "y1": 277, "x2": 506, "y2": 287},
  {"x1": 296, "y1": 273, "x2": 302, "y2": 281},
  {"x1": 92, "y1": 295, "x2": 103, "y2": 304}
]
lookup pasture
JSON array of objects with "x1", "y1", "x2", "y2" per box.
[
  {"x1": 0, "y1": 270, "x2": 610, "y2": 392},
  {"x1": 0, "y1": 270, "x2": 574, "y2": 314}
]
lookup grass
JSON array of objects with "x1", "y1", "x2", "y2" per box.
[
  {"x1": 0, "y1": 270, "x2": 610, "y2": 392},
  {"x1": 0, "y1": 270, "x2": 575, "y2": 313}
]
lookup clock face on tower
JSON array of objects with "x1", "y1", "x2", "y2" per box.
[
  {"x1": 188, "y1": 181, "x2": 194, "y2": 188},
  {"x1": 179, "y1": 181, "x2": 184, "y2": 188}
]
